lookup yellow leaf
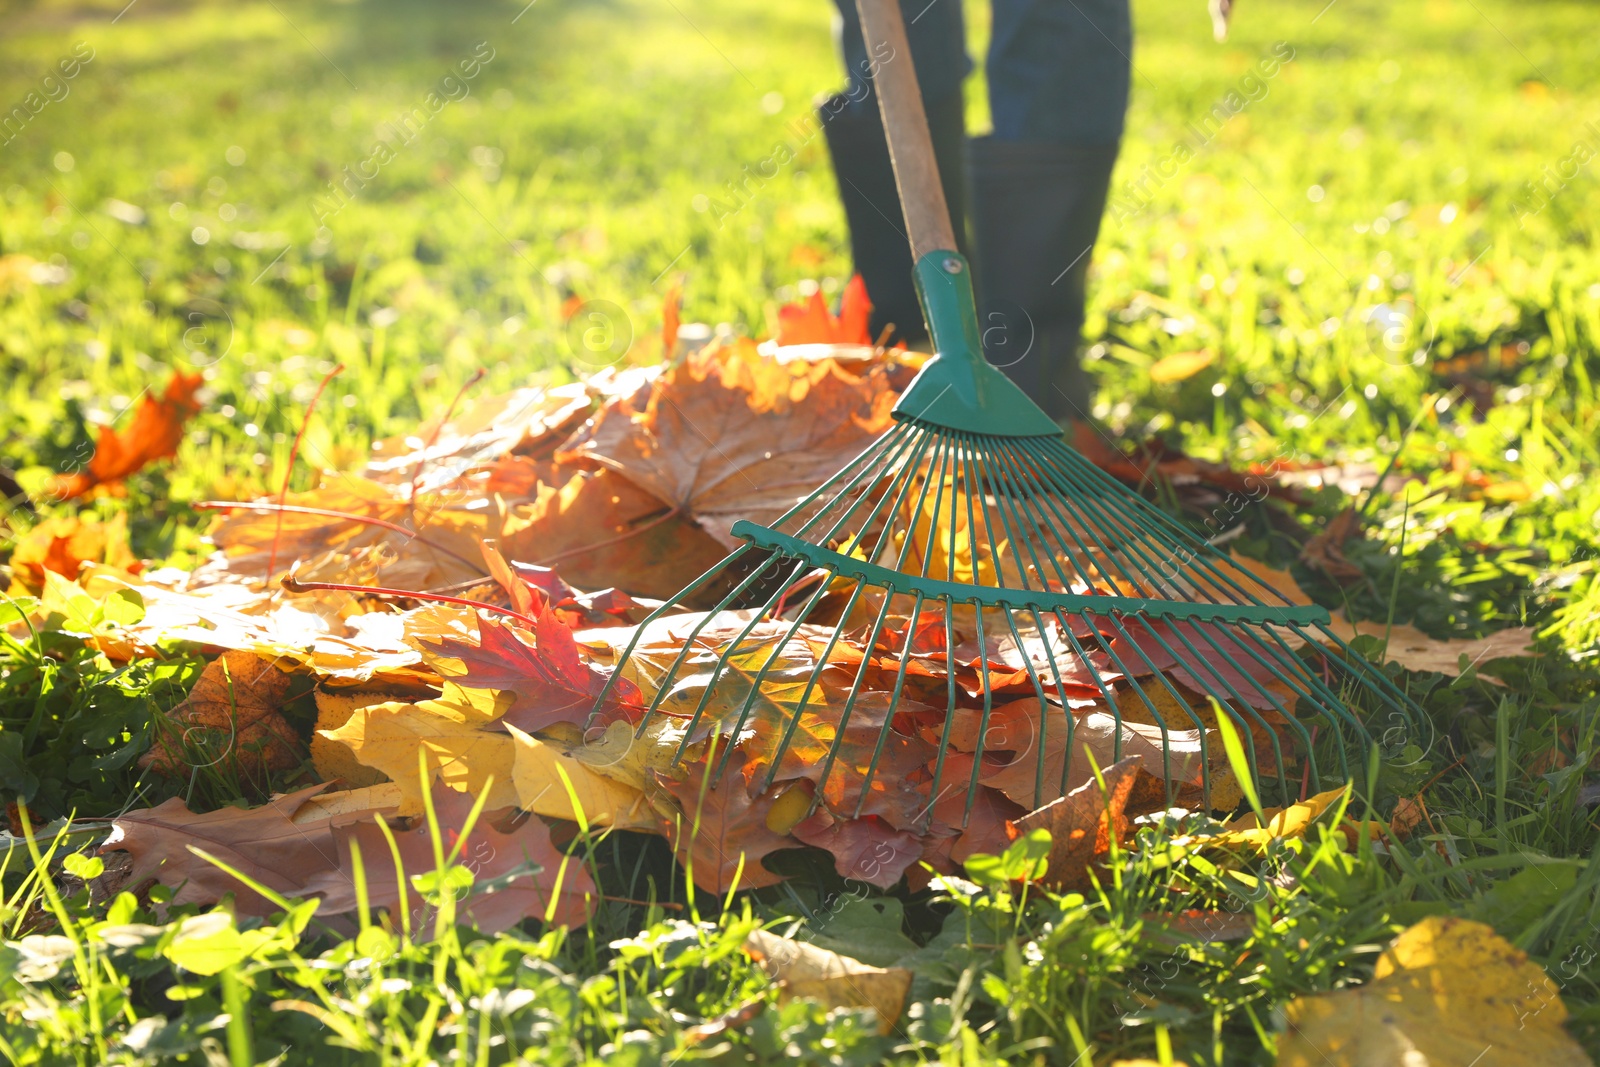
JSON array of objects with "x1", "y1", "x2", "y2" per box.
[
  {"x1": 1176, "y1": 786, "x2": 1348, "y2": 851},
  {"x1": 312, "y1": 688, "x2": 404, "y2": 788},
  {"x1": 1149, "y1": 349, "x2": 1214, "y2": 383},
  {"x1": 744, "y1": 929, "x2": 911, "y2": 1035},
  {"x1": 504, "y1": 723, "x2": 660, "y2": 831},
  {"x1": 1279, "y1": 916, "x2": 1591, "y2": 1067},
  {"x1": 319, "y1": 683, "x2": 517, "y2": 815}
]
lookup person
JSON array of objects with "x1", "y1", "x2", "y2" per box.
[{"x1": 820, "y1": 0, "x2": 1134, "y2": 427}]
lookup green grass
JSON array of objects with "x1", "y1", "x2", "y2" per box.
[{"x1": 2, "y1": 0, "x2": 1599, "y2": 1062}]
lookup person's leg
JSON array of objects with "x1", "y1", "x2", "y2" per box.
[
  {"x1": 822, "y1": 0, "x2": 970, "y2": 344},
  {"x1": 971, "y1": 0, "x2": 1130, "y2": 424}
]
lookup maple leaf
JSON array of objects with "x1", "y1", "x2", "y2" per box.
[
  {"x1": 310, "y1": 788, "x2": 597, "y2": 934},
  {"x1": 417, "y1": 607, "x2": 642, "y2": 734},
  {"x1": 774, "y1": 274, "x2": 873, "y2": 346},
  {"x1": 555, "y1": 339, "x2": 896, "y2": 547},
  {"x1": 934, "y1": 697, "x2": 1202, "y2": 810},
  {"x1": 1279, "y1": 916, "x2": 1590, "y2": 1067},
  {"x1": 103, "y1": 783, "x2": 348, "y2": 917},
  {"x1": 1300, "y1": 505, "x2": 1366, "y2": 581},
  {"x1": 51, "y1": 370, "x2": 204, "y2": 499},
  {"x1": 5, "y1": 513, "x2": 142, "y2": 596},
  {"x1": 140, "y1": 650, "x2": 306, "y2": 784},
  {"x1": 790, "y1": 811, "x2": 923, "y2": 889},
  {"x1": 505, "y1": 722, "x2": 662, "y2": 832},
  {"x1": 1013, "y1": 755, "x2": 1148, "y2": 893},
  {"x1": 319, "y1": 683, "x2": 520, "y2": 816},
  {"x1": 653, "y1": 639, "x2": 937, "y2": 828},
  {"x1": 654, "y1": 751, "x2": 792, "y2": 894},
  {"x1": 497, "y1": 469, "x2": 733, "y2": 601}
]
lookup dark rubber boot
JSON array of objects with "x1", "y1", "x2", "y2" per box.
[
  {"x1": 821, "y1": 90, "x2": 968, "y2": 346},
  {"x1": 969, "y1": 137, "x2": 1118, "y2": 424}
]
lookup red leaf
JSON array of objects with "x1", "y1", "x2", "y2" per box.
[
  {"x1": 656, "y1": 752, "x2": 792, "y2": 894},
  {"x1": 791, "y1": 811, "x2": 923, "y2": 889},
  {"x1": 421, "y1": 609, "x2": 642, "y2": 733}
]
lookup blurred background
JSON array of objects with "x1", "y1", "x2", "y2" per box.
[{"x1": 1, "y1": 0, "x2": 1597, "y2": 646}]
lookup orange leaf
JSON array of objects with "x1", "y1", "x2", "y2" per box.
[
  {"x1": 774, "y1": 274, "x2": 874, "y2": 346},
  {"x1": 52, "y1": 370, "x2": 204, "y2": 499}
]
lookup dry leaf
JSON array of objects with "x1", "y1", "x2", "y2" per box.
[
  {"x1": 1326, "y1": 618, "x2": 1537, "y2": 677},
  {"x1": 744, "y1": 928, "x2": 911, "y2": 1035},
  {"x1": 555, "y1": 340, "x2": 896, "y2": 547},
  {"x1": 956, "y1": 699, "x2": 1202, "y2": 810},
  {"x1": 6, "y1": 513, "x2": 141, "y2": 596},
  {"x1": 1149, "y1": 349, "x2": 1214, "y2": 383},
  {"x1": 307, "y1": 787, "x2": 597, "y2": 933},
  {"x1": 1014, "y1": 755, "x2": 1146, "y2": 892},
  {"x1": 1278, "y1": 916, "x2": 1591, "y2": 1067},
  {"x1": 498, "y1": 468, "x2": 732, "y2": 600},
  {"x1": 505, "y1": 723, "x2": 661, "y2": 831},
  {"x1": 319, "y1": 683, "x2": 519, "y2": 815},
  {"x1": 104, "y1": 783, "x2": 349, "y2": 917},
  {"x1": 416, "y1": 608, "x2": 641, "y2": 735},
  {"x1": 790, "y1": 811, "x2": 924, "y2": 889},
  {"x1": 655, "y1": 752, "x2": 792, "y2": 894},
  {"x1": 140, "y1": 650, "x2": 305, "y2": 783},
  {"x1": 312, "y1": 687, "x2": 410, "y2": 787},
  {"x1": 51, "y1": 371, "x2": 204, "y2": 499},
  {"x1": 1300, "y1": 506, "x2": 1365, "y2": 581},
  {"x1": 774, "y1": 274, "x2": 873, "y2": 346},
  {"x1": 1175, "y1": 786, "x2": 1349, "y2": 851}
]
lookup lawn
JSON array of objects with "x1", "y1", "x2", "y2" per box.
[{"x1": 2, "y1": 0, "x2": 1599, "y2": 1063}]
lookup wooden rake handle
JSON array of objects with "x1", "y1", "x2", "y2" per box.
[{"x1": 853, "y1": 0, "x2": 959, "y2": 260}]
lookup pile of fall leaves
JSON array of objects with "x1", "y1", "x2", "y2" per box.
[{"x1": 6, "y1": 283, "x2": 1538, "y2": 941}]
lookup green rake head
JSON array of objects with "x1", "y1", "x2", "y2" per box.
[{"x1": 587, "y1": 248, "x2": 1429, "y2": 828}]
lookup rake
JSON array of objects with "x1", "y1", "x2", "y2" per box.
[{"x1": 588, "y1": 0, "x2": 1425, "y2": 826}]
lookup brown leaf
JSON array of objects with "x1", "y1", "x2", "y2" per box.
[
  {"x1": 943, "y1": 698, "x2": 1201, "y2": 810},
  {"x1": 1300, "y1": 505, "x2": 1365, "y2": 581},
  {"x1": 744, "y1": 928, "x2": 911, "y2": 1036},
  {"x1": 790, "y1": 811, "x2": 923, "y2": 889},
  {"x1": 140, "y1": 650, "x2": 305, "y2": 783},
  {"x1": 51, "y1": 371, "x2": 204, "y2": 499},
  {"x1": 498, "y1": 469, "x2": 732, "y2": 601},
  {"x1": 1325, "y1": 618, "x2": 1537, "y2": 677},
  {"x1": 555, "y1": 340, "x2": 896, "y2": 547},
  {"x1": 1013, "y1": 755, "x2": 1146, "y2": 892},
  {"x1": 655, "y1": 752, "x2": 792, "y2": 894},
  {"x1": 310, "y1": 788, "x2": 597, "y2": 933},
  {"x1": 103, "y1": 783, "x2": 347, "y2": 917}
]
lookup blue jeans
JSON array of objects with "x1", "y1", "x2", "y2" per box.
[{"x1": 832, "y1": 0, "x2": 1130, "y2": 145}]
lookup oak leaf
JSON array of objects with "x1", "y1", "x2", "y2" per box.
[
  {"x1": 1278, "y1": 916, "x2": 1591, "y2": 1067},
  {"x1": 309, "y1": 788, "x2": 597, "y2": 933},
  {"x1": 51, "y1": 370, "x2": 204, "y2": 499}
]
